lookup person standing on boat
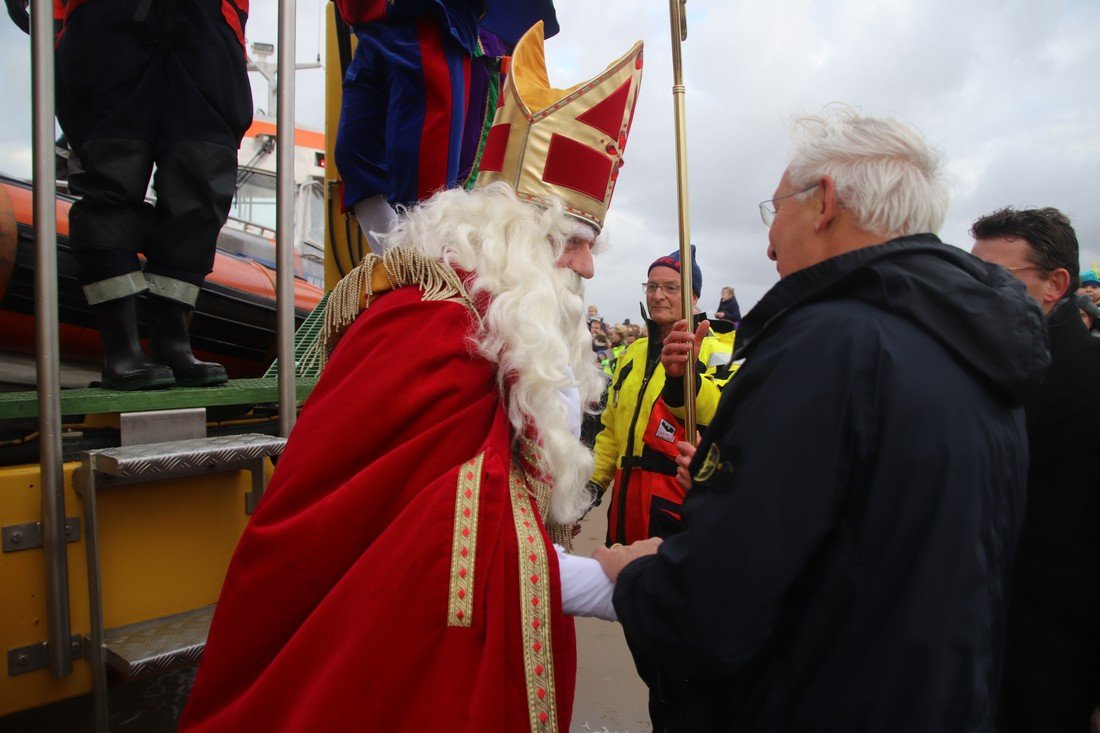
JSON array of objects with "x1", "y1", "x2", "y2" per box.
[
  {"x1": 181, "y1": 23, "x2": 642, "y2": 732},
  {"x1": 7, "y1": 0, "x2": 252, "y2": 389},
  {"x1": 333, "y1": 0, "x2": 559, "y2": 253}
]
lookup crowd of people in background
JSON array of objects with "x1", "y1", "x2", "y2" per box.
[
  {"x1": 586, "y1": 307, "x2": 645, "y2": 376},
  {"x1": 585, "y1": 281, "x2": 743, "y2": 377}
]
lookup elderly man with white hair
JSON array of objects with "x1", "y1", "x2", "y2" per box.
[{"x1": 598, "y1": 106, "x2": 1051, "y2": 732}]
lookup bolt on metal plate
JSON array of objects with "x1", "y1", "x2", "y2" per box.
[
  {"x1": 7, "y1": 635, "x2": 83, "y2": 676},
  {"x1": 2, "y1": 518, "x2": 81, "y2": 553}
]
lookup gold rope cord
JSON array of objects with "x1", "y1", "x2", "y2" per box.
[{"x1": 310, "y1": 247, "x2": 480, "y2": 369}]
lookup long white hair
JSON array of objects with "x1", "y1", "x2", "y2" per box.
[
  {"x1": 787, "y1": 104, "x2": 950, "y2": 238},
  {"x1": 383, "y1": 183, "x2": 605, "y2": 524}
]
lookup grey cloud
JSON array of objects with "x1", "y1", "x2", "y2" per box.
[{"x1": 0, "y1": 0, "x2": 1096, "y2": 322}]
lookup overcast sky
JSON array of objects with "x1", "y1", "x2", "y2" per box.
[{"x1": 2, "y1": 0, "x2": 1098, "y2": 324}]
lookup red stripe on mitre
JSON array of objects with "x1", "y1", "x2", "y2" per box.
[
  {"x1": 478, "y1": 123, "x2": 511, "y2": 173},
  {"x1": 621, "y1": 71, "x2": 641, "y2": 153},
  {"x1": 542, "y1": 134, "x2": 612, "y2": 202},
  {"x1": 576, "y1": 79, "x2": 632, "y2": 139}
]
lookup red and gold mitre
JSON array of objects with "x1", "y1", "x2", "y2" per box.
[{"x1": 475, "y1": 22, "x2": 644, "y2": 232}]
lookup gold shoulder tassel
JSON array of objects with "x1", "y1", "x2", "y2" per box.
[{"x1": 309, "y1": 247, "x2": 480, "y2": 371}]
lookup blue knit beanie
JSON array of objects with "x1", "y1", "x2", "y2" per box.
[{"x1": 648, "y1": 244, "x2": 702, "y2": 297}]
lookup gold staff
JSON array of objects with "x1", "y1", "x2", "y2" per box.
[{"x1": 668, "y1": 0, "x2": 697, "y2": 442}]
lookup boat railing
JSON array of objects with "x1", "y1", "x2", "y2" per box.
[
  {"x1": 29, "y1": 0, "x2": 68, "y2": 681},
  {"x1": 223, "y1": 215, "x2": 278, "y2": 240}
]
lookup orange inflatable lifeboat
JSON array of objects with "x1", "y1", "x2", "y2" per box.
[{"x1": 0, "y1": 174, "x2": 323, "y2": 385}]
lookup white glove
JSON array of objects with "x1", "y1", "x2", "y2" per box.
[{"x1": 554, "y1": 544, "x2": 616, "y2": 621}]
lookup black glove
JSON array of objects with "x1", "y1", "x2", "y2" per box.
[{"x1": 5, "y1": 0, "x2": 30, "y2": 34}]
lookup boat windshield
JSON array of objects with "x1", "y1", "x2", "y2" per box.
[{"x1": 230, "y1": 172, "x2": 278, "y2": 233}]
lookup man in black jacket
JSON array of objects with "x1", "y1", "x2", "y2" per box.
[
  {"x1": 596, "y1": 107, "x2": 1051, "y2": 732},
  {"x1": 970, "y1": 207, "x2": 1100, "y2": 733}
]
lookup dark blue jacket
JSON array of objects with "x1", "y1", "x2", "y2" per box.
[
  {"x1": 716, "y1": 294, "x2": 742, "y2": 323},
  {"x1": 999, "y1": 297, "x2": 1100, "y2": 731},
  {"x1": 614, "y1": 235, "x2": 1050, "y2": 732}
]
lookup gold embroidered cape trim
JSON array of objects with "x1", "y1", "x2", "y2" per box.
[
  {"x1": 509, "y1": 460, "x2": 558, "y2": 733},
  {"x1": 311, "y1": 246, "x2": 481, "y2": 370},
  {"x1": 448, "y1": 452, "x2": 485, "y2": 627}
]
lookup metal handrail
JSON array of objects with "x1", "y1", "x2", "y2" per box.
[
  {"x1": 276, "y1": 0, "x2": 298, "y2": 437},
  {"x1": 32, "y1": 0, "x2": 73, "y2": 677}
]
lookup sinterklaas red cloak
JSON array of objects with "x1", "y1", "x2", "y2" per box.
[{"x1": 180, "y1": 284, "x2": 576, "y2": 732}]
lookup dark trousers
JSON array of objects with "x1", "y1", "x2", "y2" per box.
[
  {"x1": 335, "y1": 18, "x2": 471, "y2": 210},
  {"x1": 56, "y1": 0, "x2": 252, "y2": 292}
]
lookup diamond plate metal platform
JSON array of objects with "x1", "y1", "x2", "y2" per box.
[
  {"x1": 98, "y1": 605, "x2": 215, "y2": 676},
  {"x1": 87, "y1": 433, "x2": 287, "y2": 479}
]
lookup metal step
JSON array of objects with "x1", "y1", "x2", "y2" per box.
[
  {"x1": 87, "y1": 433, "x2": 287, "y2": 481},
  {"x1": 96, "y1": 605, "x2": 215, "y2": 676}
]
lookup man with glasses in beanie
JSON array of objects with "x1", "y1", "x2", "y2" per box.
[
  {"x1": 970, "y1": 206, "x2": 1100, "y2": 733},
  {"x1": 586, "y1": 243, "x2": 729, "y2": 731},
  {"x1": 597, "y1": 106, "x2": 1050, "y2": 732},
  {"x1": 589, "y1": 244, "x2": 728, "y2": 549}
]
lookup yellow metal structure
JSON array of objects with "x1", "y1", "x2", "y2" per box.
[
  {"x1": 0, "y1": 458, "x2": 268, "y2": 714},
  {"x1": 323, "y1": 1, "x2": 363, "y2": 290}
]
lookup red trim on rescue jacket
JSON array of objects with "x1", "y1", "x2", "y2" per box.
[{"x1": 606, "y1": 399, "x2": 688, "y2": 544}]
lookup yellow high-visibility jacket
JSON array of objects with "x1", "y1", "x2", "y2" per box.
[{"x1": 591, "y1": 333, "x2": 725, "y2": 491}]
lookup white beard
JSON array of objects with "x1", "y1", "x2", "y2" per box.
[{"x1": 382, "y1": 183, "x2": 607, "y2": 524}]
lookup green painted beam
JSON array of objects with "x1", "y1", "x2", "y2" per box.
[{"x1": 0, "y1": 378, "x2": 317, "y2": 420}]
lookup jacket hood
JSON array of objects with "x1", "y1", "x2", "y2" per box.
[{"x1": 737, "y1": 234, "x2": 1051, "y2": 405}]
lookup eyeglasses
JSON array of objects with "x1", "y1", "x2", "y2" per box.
[
  {"x1": 1000, "y1": 265, "x2": 1046, "y2": 276},
  {"x1": 643, "y1": 282, "x2": 682, "y2": 296},
  {"x1": 758, "y1": 184, "x2": 820, "y2": 228}
]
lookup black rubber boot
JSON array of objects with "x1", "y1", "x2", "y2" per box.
[
  {"x1": 90, "y1": 296, "x2": 175, "y2": 390},
  {"x1": 147, "y1": 295, "x2": 228, "y2": 387}
]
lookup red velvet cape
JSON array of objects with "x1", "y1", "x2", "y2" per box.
[{"x1": 180, "y1": 285, "x2": 576, "y2": 731}]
